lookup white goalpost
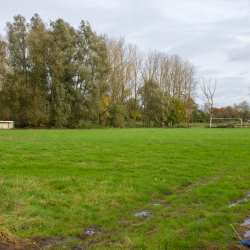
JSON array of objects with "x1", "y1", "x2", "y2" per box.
[{"x1": 211, "y1": 118, "x2": 242, "y2": 128}]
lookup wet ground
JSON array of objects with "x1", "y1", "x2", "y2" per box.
[
  {"x1": 0, "y1": 227, "x2": 102, "y2": 250},
  {"x1": 1, "y1": 187, "x2": 250, "y2": 249},
  {"x1": 134, "y1": 211, "x2": 149, "y2": 217},
  {"x1": 228, "y1": 191, "x2": 250, "y2": 208},
  {"x1": 240, "y1": 217, "x2": 250, "y2": 240}
]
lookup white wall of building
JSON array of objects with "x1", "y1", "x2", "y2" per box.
[{"x1": 0, "y1": 121, "x2": 14, "y2": 129}]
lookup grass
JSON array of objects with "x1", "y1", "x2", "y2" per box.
[{"x1": 0, "y1": 127, "x2": 250, "y2": 249}]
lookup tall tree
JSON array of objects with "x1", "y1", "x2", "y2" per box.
[
  {"x1": 238, "y1": 101, "x2": 250, "y2": 121},
  {"x1": 128, "y1": 43, "x2": 142, "y2": 122},
  {"x1": 0, "y1": 35, "x2": 9, "y2": 120},
  {"x1": 200, "y1": 78, "x2": 217, "y2": 128},
  {"x1": 48, "y1": 18, "x2": 76, "y2": 127},
  {"x1": 3, "y1": 15, "x2": 30, "y2": 126},
  {"x1": 105, "y1": 36, "x2": 132, "y2": 106},
  {"x1": 0, "y1": 35, "x2": 8, "y2": 79},
  {"x1": 168, "y1": 98, "x2": 184, "y2": 126},
  {"x1": 75, "y1": 21, "x2": 110, "y2": 126},
  {"x1": 26, "y1": 14, "x2": 50, "y2": 126},
  {"x1": 0, "y1": 14, "x2": 198, "y2": 128},
  {"x1": 140, "y1": 79, "x2": 165, "y2": 127},
  {"x1": 182, "y1": 60, "x2": 196, "y2": 124}
]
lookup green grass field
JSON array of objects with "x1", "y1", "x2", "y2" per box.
[{"x1": 1, "y1": 128, "x2": 250, "y2": 249}]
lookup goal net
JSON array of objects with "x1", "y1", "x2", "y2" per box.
[{"x1": 211, "y1": 118, "x2": 242, "y2": 128}]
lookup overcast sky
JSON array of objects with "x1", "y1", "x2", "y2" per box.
[{"x1": 1, "y1": 0, "x2": 250, "y2": 108}]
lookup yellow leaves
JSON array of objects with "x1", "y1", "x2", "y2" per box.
[
  {"x1": 100, "y1": 96, "x2": 112, "y2": 119},
  {"x1": 130, "y1": 110, "x2": 142, "y2": 119},
  {"x1": 101, "y1": 96, "x2": 111, "y2": 108}
]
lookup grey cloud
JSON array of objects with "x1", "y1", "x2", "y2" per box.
[
  {"x1": 198, "y1": 69, "x2": 222, "y2": 76},
  {"x1": 197, "y1": 76, "x2": 249, "y2": 107},
  {"x1": 168, "y1": 15, "x2": 250, "y2": 59},
  {"x1": 1, "y1": 0, "x2": 250, "y2": 107},
  {"x1": 230, "y1": 43, "x2": 250, "y2": 61},
  {"x1": 238, "y1": 71, "x2": 248, "y2": 76}
]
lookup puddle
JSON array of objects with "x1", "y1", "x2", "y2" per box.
[
  {"x1": 134, "y1": 211, "x2": 149, "y2": 216},
  {"x1": 228, "y1": 195, "x2": 249, "y2": 208},
  {"x1": 85, "y1": 229, "x2": 96, "y2": 235},
  {"x1": 228, "y1": 199, "x2": 248, "y2": 207},
  {"x1": 33, "y1": 236, "x2": 62, "y2": 249},
  {"x1": 228, "y1": 202, "x2": 239, "y2": 208},
  {"x1": 244, "y1": 231, "x2": 250, "y2": 238},
  {"x1": 33, "y1": 228, "x2": 99, "y2": 250},
  {"x1": 134, "y1": 210, "x2": 154, "y2": 222},
  {"x1": 145, "y1": 216, "x2": 153, "y2": 221},
  {"x1": 201, "y1": 181, "x2": 213, "y2": 186},
  {"x1": 242, "y1": 218, "x2": 250, "y2": 226},
  {"x1": 85, "y1": 228, "x2": 100, "y2": 235}
]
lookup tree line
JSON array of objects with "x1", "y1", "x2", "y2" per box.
[
  {"x1": 190, "y1": 101, "x2": 250, "y2": 123},
  {"x1": 0, "y1": 14, "x2": 197, "y2": 128}
]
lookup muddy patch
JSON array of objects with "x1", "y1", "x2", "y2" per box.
[
  {"x1": 228, "y1": 191, "x2": 250, "y2": 208},
  {"x1": 228, "y1": 201, "x2": 242, "y2": 208},
  {"x1": 84, "y1": 227, "x2": 101, "y2": 236},
  {"x1": 74, "y1": 227, "x2": 101, "y2": 240},
  {"x1": 0, "y1": 244, "x2": 17, "y2": 250},
  {"x1": 232, "y1": 216, "x2": 250, "y2": 248},
  {"x1": 239, "y1": 218, "x2": 250, "y2": 239},
  {"x1": 71, "y1": 247, "x2": 85, "y2": 250},
  {"x1": 33, "y1": 236, "x2": 86, "y2": 249},
  {"x1": 134, "y1": 211, "x2": 149, "y2": 217},
  {"x1": 0, "y1": 230, "x2": 37, "y2": 250},
  {"x1": 228, "y1": 198, "x2": 248, "y2": 208},
  {"x1": 242, "y1": 218, "x2": 250, "y2": 226},
  {"x1": 32, "y1": 227, "x2": 102, "y2": 249},
  {"x1": 153, "y1": 203, "x2": 161, "y2": 206},
  {"x1": 134, "y1": 211, "x2": 155, "y2": 222},
  {"x1": 33, "y1": 236, "x2": 63, "y2": 249},
  {"x1": 243, "y1": 231, "x2": 250, "y2": 238}
]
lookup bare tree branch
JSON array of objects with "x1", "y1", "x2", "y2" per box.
[{"x1": 200, "y1": 78, "x2": 217, "y2": 128}]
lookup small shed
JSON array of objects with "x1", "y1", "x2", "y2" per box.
[{"x1": 0, "y1": 121, "x2": 14, "y2": 129}]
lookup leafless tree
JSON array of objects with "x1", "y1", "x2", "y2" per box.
[
  {"x1": 105, "y1": 36, "x2": 133, "y2": 105},
  {"x1": 182, "y1": 60, "x2": 196, "y2": 124},
  {"x1": 128, "y1": 43, "x2": 142, "y2": 121},
  {"x1": 0, "y1": 35, "x2": 8, "y2": 82},
  {"x1": 200, "y1": 78, "x2": 217, "y2": 128}
]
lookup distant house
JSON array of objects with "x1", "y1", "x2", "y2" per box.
[{"x1": 0, "y1": 121, "x2": 14, "y2": 129}]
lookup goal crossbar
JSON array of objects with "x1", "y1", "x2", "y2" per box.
[{"x1": 211, "y1": 118, "x2": 242, "y2": 128}]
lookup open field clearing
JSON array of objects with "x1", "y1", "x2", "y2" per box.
[{"x1": 0, "y1": 128, "x2": 250, "y2": 249}]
